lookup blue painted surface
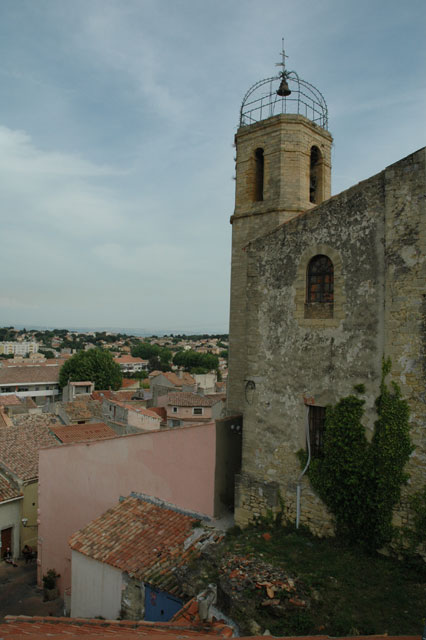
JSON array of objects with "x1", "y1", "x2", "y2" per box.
[{"x1": 144, "y1": 584, "x2": 183, "y2": 622}]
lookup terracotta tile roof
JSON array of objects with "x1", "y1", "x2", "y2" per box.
[
  {"x1": 151, "y1": 372, "x2": 196, "y2": 388},
  {"x1": 50, "y1": 422, "x2": 117, "y2": 443},
  {"x1": 92, "y1": 390, "x2": 139, "y2": 401},
  {"x1": 0, "y1": 616, "x2": 232, "y2": 638},
  {"x1": 0, "y1": 394, "x2": 22, "y2": 406},
  {"x1": 0, "y1": 421, "x2": 60, "y2": 481},
  {"x1": 114, "y1": 356, "x2": 148, "y2": 364},
  {"x1": 167, "y1": 393, "x2": 219, "y2": 408},
  {"x1": 121, "y1": 378, "x2": 141, "y2": 389},
  {"x1": 0, "y1": 364, "x2": 60, "y2": 385},
  {"x1": 0, "y1": 474, "x2": 22, "y2": 502},
  {"x1": 69, "y1": 494, "x2": 222, "y2": 596},
  {"x1": 11, "y1": 413, "x2": 61, "y2": 428},
  {"x1": 114, "y1": 391, "x2": 141, "y2": 401},
  {"x1": 0, "y1": 408, "x2": 13, "y2": 428},
  {"x1": 1, "y1": 618, "x2": 417, "y2": 640},
  {"x1": 91, "y1": 390, "x2": 116, "y2": 401}
]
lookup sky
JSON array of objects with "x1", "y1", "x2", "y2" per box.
[{"x1": 0, "y1": 0, "x2": 425, "y2": 335}]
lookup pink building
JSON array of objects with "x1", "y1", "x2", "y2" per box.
[
  {"x1": 38, "y1": 418, "x2": 241, "y2": 600},
  {"x1": 166, "y1": 392, "x2": 224, "y2": 427}
]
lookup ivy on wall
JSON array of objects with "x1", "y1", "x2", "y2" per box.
[{"x1": 299, "y1": 359, "x2": 413, "y2": 551}]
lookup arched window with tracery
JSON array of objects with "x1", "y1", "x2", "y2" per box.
[
  {"x1": 253, "y1": 148, "x2": 264, "y2": 201},
  {"x1": 305, "y1": 254, "x2": 334, "y2": 318}
]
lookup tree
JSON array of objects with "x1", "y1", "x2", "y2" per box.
[
  {"x1": 59, "y1": 348, "x2": 122, "y2": 390},
  {"x1": 39, "y1": 349, "x2": 55, "y2": 359},
  {"x1": 132, "y1": 342, "x2": 172, "y2": 370},
  {"x1": 172, "y1": 349, "x2": 219, "y2": 373}
]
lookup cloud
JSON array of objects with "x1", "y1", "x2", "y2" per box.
[{"x1": 0, "y1": 125, "x2": 129, "y2": 239}]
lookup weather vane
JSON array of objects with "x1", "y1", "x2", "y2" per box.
[
  {"x1": 275, "y1": 38, "x2": 288, "y2": 72},
  {"x1": 275, "y1": 38, "x2": 291, "y2": 97}
]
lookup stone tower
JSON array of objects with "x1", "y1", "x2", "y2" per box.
[{"x1": 227, "y1": 49, "x2": 333, "y2": 414}]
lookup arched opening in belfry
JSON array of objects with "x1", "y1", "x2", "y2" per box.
[
  {"x1": 254, "y1": 148, "x2": 264, "y2": 202},
  {"x1": 309, "y1": 145, "x2": 323, "y2": 204}
]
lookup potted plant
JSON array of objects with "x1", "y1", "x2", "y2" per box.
[{"x1": 42, "y1": 569, "x2": 60, "y2": 601}]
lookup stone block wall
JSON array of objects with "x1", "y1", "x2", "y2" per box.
[
  {"x1": 228, "y1": 114, "x2": 332, "y2": 415},
  {"x1": 383, "y1": 148, "x2": 426, "y2": 504},
  {"x1": 234, "y1": 148, "x2": 426, "y2": 534}
]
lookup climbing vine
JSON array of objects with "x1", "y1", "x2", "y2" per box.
[{"x1": 300, "y1": 359, "x2": 413, "y2": 551}]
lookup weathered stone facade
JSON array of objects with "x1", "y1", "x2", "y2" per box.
[
  {"x1": 228, "y1": 105, "x2": 426, "y2": 535},
  {"x1": 227, "y1": 114, "x2": 332, "y2": 415}
]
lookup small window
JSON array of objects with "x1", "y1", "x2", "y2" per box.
[
  {"x1": 307, "y1": 255, "x2": 334, "y2": 303},
  {"x1": 308, "y1": 405, "x2": 326, "y2": 457},
  {"x1": 305, "y1": 254, "x2": 334, "y2": 320},
  {"x1": 172, "y1": 406, "x2": 178, "y2": 414},
  {"x1": 254, "y1": 148, "x2": 264, "y2": 202},
  {"x1": 193, "y1": 407, "x2": 203, "y2": 416}
]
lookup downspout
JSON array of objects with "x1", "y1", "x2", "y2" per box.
[{"x1": 296, "y1": 405, "x2": 311, "y2": 529}]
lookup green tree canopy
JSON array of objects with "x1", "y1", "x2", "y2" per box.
[
  {"x1": 131, "y1": 342, "x2": 172, "y2": 370},
  {"x1": 172, "y1": 349, "x2": 219, "y2": 373},
  {"x1": 59, "y1": 348, "x2": 122, "y2": 390}
]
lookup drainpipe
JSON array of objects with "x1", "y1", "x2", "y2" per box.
[{"x1": 296, "y1": 406, "x2": 311, "y2": 529}]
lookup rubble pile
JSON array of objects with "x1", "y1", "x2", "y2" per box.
[{"x1": 219, "y1": 551, "x2": 310, "y2": 617}]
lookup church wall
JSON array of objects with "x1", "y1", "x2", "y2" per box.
[
  {"x1": 235, "y1": 167, "x2": 387, "y2": 534},
  {"x1": 383, "y1": 148, "x2": 426, "y2": 524},
  {"x1": 234, "y1": 148, "x2": 426, "y2": 536}
]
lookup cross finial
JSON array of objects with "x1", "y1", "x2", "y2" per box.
[{"x1": 275, "y1": 38, "x2": 288, "y2": 72}]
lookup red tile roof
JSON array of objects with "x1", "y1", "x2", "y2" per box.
[
  {"x1": 121, "y1": 378, "x2": 141, "y2": 389},
  {"x1": 50, "y1": 422, "x2": 117, "y2": 444},
  {"x1": 0, "y1": 474, "x2": 22, "y2": 502},
  {"x1": 69, "y1": 495, "x2": 222, "y2": 596},
  {"x1": 0, "y1": 616, "x2": 232, "y2": 638},
  {"x1": 0, "y1": 420, "x2": 60, "y2": 481},
  {"x1": 91, "y1": 390, "x2": 116, "y2": 401},
  {"x1": 114, "y1": 356, "x2": 147, "y2": 364},
  {"x1": 167, "y1": 393, "x2": 220, "y2": 408},
  {"x1": 92, "y1": 390, "x2": 139, "y2": 402},
  {"x1": 0, "y1": 364, "x2": 60, "y2": 385},
  {"x1": 151, "y1": 371, "x2": 196, "y2": 388},
  {"x1": 0, "y1": 395, "x2": 22, "y2": 406},
  {"x1": 0, "y1": 618, "x2": 419, "y2": 640},
  {"x1": 114, "y1": 391, "x2": 142, "y2": 401}
]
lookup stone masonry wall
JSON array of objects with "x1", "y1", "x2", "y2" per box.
[
  {"x1": 383, "y1": 148, "x2": 426, "y2": 518},
  {"x1": 234, "y1": 148, "x2": 426, "y2": 536},
  {"x1": 236, "y1": 168, "x2": 386, "y2": 533},
  {"x1": 228, "y1": 114, "x2": 332, "y2": 415}
]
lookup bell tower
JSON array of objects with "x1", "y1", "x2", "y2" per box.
[{"x1": 227, "y1": 46, "x2": 333, "y2": 414}]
